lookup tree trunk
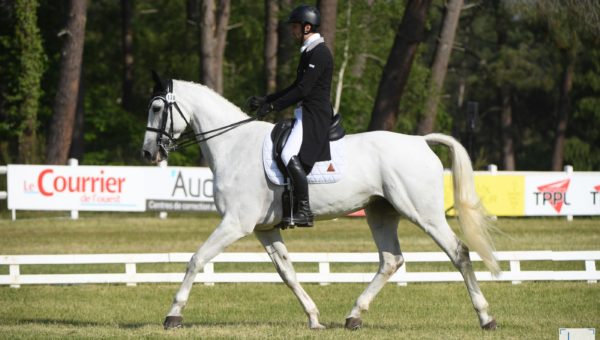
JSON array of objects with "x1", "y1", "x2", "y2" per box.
[
  {"x1": 317, "y1": 0, "x2": 337, "y2": 57},
  {"x1": 199, "y1": 0, "x2": 230, "y2": 94},
  {"x1": 499, "y1": 85, "x2": 515, "y2": 170},
  {"x1": 334, "y1": 1, "x2": 351, "y2": 114},
  {"x1": 69, "y1": 70, "x2": 85, "y2": 161},
  {"x1": 14, "y1": 0, "x2": 45, "y2": 164},
  {"x1": 494, "y1": 2, "x2": 515, "y2": 170},
  {"x1": 417, "y1": 0, "x2": 463, "y2": 135},
  {"x1": 276, "y1": 0, "x2": 293, "y2": 91},
  {"x1": 551, "y1": 48, "x2": 575, "y2": 171},
  {"x1": 121, "y1": 0, "x2": 134, "y2": 112},
  {"x1": 46, "y1": 0, "x2": 87, "y2": 165},
  {"x1": 264, "y1": 0, "x2": 279, "y2": 93},
  {"x1": 368, "y1": 0, "x2": 432, "y2": 131}
]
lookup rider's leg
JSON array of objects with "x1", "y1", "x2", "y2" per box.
[
  {"x1": 286, "y1": 156, "x2": 313, "y2": 226},
  {"x1": 280, "y1": 108, "x2": 313, "y2": 226}
]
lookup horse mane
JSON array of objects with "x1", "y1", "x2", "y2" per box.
[{"x1": 174, "y1": 80, "x2": 250, "y2": 119}]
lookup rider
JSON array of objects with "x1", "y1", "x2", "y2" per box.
[{"x1": 249, "y1": 5, "x2": 334, "y2": 227}]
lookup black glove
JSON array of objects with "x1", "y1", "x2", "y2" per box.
[
  {"x1": 256, "y1": 102, "x2": 274, "y2": 118},
  {"x1": 247, "y1": 96, "x2": 266, "y2": 111}
]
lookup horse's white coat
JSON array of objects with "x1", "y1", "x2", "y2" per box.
[{"x1": 142, "y1": 80, "x2": 499, "y2": 329}]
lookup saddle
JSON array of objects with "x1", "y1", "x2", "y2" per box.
[{"x1": 271, "y1": 114, "x2": 345, "y2": 176}]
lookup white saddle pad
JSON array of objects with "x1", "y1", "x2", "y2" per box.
[{"x1": 262, "y1": 133, "x2": 346, "y2": 186}]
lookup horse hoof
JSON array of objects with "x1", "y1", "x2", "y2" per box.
[
  {"x1": 310, "y1": 323, "x2": 326, "y2": 330},
  {"x1": 164, "y1": 316, "x2": 183, "y2": 330},
  {"x1": 344, "y1": 317, "x2": 362, "y2": 330},
  {"x1": 482, "y1": 318, "x2": 497, "y2": 330}
]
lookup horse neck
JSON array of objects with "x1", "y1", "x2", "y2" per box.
[{"x1": 174, "y1": 80, "x2": 249, "y2": 170}]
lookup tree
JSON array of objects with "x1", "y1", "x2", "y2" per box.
[
  {"x1": 46, "y1": 0, "x2": 87, "y2": 165},
  {"x1": 494, "y1": 0, "x2": 515, "y2": 170},
  {"x1": 121, "y1": 0, "x2": 134, "y2": 112},
  {"x1": 317, "y1": 0, "x2": 337, "y2": 58},
  {"x1": 417, "y1": 0, "x2": 463, "y2": 135},
  {"x1": 9, "y1": 0, "x2": 46, "y2": 164},
  {"x1": 199, "y1": 0, "x2": 230, "y2": 94},
  {"x1": 368, "y1": 0, "x2": 432, "y2": 131},
  {"x1": 264, "y1": 0, "x2": 278, "y2": 93}
]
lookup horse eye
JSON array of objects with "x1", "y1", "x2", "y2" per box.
[{"x1": 152, "y1": 102, "x2": 163, "y2": 113}]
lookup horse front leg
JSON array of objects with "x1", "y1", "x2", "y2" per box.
[
  {"x1": 255, "y1": 229, "x2": 325, "y2": 329},
  {"x1": 164, "y1": 218, "x2": 251, "y2": 329}
]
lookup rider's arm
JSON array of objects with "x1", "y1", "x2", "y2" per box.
[{"x1": 269, "y1": 47, "x2": 330, "y2": 111}]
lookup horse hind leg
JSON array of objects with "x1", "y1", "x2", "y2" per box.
[
  {"x1": 255, "y1": 229, "x2": 325, "y2": 330},
  {"x1": 345, "y1": 198, "x2": 404, "y2": 330},
  {"x1": 418, "y1": 218, "x2": 496, "y2": 329}
]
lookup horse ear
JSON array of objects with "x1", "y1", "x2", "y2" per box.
[{"x1": 151, "y1": 70, "x2": 165, "y2": 93}]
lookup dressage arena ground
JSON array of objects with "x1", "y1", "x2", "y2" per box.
[{"x1": 0, "y1": 213, "x2": 598, "y2": 339}]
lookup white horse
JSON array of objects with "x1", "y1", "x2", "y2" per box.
[{"x1": 141, "y1": 77, "x2": 500, "y2": 331}]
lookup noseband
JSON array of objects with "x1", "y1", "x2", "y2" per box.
[{"x1": 145, "y1": 82, "x2": 256, "y2": 156}]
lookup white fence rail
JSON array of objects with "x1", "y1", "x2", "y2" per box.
[{"x1": 1, "y1": 251, "x2": 598, "y2": 288}]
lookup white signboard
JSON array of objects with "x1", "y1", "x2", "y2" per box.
[
  {"x1": 525, "y1": 174, "x2": 600, "y2": 216},
  {"x1": 7, "y1": 165, "x2": 217, "y2": 212},
  {"x1": 7, "y1": 165, "x2": 146, "y2": 211},
  {"x1": 143, "y1": 167, "x2": 216, "y2": 212}
]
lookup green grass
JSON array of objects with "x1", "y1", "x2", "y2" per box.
[{"x1": 0, "y1": 214, "x2": 599, "y2": 338}]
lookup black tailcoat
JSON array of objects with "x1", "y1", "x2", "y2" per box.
[{"x1": 266, "y1": 42, "x2": 334, "y2": 171}]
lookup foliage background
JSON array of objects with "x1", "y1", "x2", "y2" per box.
[{"x1": 0, "y1": 0, "x2": 598, "y2": 169}]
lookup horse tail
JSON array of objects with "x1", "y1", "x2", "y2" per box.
[{"x1": 424, "y1": 133, "x2": 500, "y2": 276}]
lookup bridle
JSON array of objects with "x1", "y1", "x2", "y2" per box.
[{"x1": 145, "y1": 81, "x2": 256, "y2": 157}]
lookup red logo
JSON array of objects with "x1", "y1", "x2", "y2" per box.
[
  {"x1": 327, "y1": 163, "x2": 335, "y2": 172},
  {"x1": 595, "y1": 185, "x2": 600, "y2": 191},
  {"x1": 535, "y1": 179, "x2": 571, "y2": 213}
]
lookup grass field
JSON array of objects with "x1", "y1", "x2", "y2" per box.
[{"x1": 0, "y1": 213, "x2": 599, "y2": 339}]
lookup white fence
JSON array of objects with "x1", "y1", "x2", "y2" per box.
[{"x1": 1, "y1": 251, "x2": 598, "y2": 288}]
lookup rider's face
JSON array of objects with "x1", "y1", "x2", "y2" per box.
[{"x1": 290, "y1": 23, "x2": 303, "y2": 43}]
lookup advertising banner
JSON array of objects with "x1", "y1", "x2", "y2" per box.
[
  {"x1": 6, "y1": 165, "x2": 600, "y2": 216},
  {"x1": 7, "y1": 165, "x2": 146, "y2": 211},
  {"x1": 7, "y1": 165, "x2": 218, "y2": 213},
  {"x1": 525, "y1": 174, "x2": 600, "y2": 216},
  {"x1": 143, "y1": 167, "x2": 216, "y2": 212}
]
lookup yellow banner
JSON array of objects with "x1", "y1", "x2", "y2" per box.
[{"x1": 444, "y1": 174, "x2": 525, "y2": 216}]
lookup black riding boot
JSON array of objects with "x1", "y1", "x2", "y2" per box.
[{"x1": 284, "y1": 156, "x2": 313, "y2": 227}]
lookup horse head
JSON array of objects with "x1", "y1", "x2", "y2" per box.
[{"x1": 142, "y1": 71, "x2": 192, "y2": 163}]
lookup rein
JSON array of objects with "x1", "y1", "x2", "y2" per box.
[{"x1": 145, "y1": 85, "x2": 257, "y2": 155}]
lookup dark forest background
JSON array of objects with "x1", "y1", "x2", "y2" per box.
[{"x1": 1, "y1": 0, "x2": 599, "y2": 170}]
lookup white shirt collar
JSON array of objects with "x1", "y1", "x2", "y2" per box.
[{"x1": 300, "y1": 33, "x2": 322, "y2": 53}]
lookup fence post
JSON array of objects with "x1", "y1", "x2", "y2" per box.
[
  {"x1": 510, "y1": 260, "x2": 521, "y2": 285},
  {"x1": 564, "y1": 165, "x2": 573, "y2": 222},
  {"x1": 487, "y1": 164, "x2": 498, "y2": 174},
  {"x1": 159, "y1": 160, "x2": 168, "y2": 219},
  {"x1": 203, "y1": 262, "x2": 214, "y2": 286},
  {"x1": 319, "y1": 262, "x2": 330, "y2": 286},
  {"x1": 125, "y1": 263, "x2": 137, "y2": 287},
  {"x1": 9, "y1": 264, "x2": 20, "y2": 289},
  {"x1": 396, "y1": 264, "x2": 407, "y2": 286},
  {"x1": 585, "y1": 260, "x2": 597, "y2": 284},
  {"x1": 68, "y1": 158, "x2": 79, "y2": 220}
]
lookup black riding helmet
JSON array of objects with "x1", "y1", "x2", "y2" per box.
[{"x1": 287, "y1": 5, "x2": 320, "y2": 33}]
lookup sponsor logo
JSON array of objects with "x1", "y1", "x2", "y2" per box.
[
  {"x1": 591, "y1": 185, "x2": 600, "y2": 206},
  {"x1": 533, "y1": 179, "x2": 571, "y2": 213},
  {"x1": 28, "y1": 168, "x2": 126, "y2": 197},
  {"x1": 170, "y1": 170, "x2": 213, "y2": 198}
]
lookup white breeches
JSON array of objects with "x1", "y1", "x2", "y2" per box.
[{"x1": 281, "y1": 107, "x2": 303, "y2": 166}]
